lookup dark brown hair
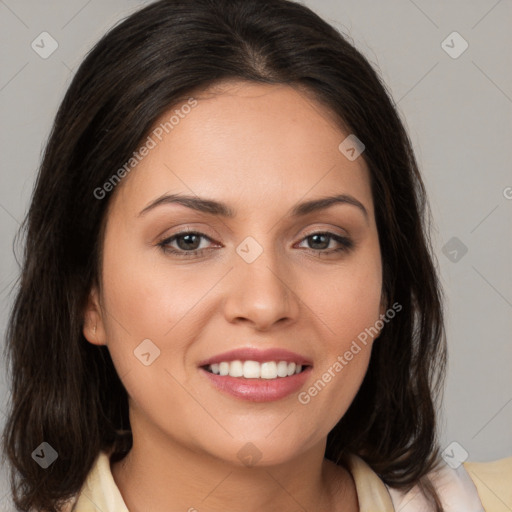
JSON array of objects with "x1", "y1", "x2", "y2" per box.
[{"x1": 2, "y1": 0, "x2": 447, "y2": 510}]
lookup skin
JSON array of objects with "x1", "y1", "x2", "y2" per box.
[{"x1": 83, "y1": 81, "x2": 385, "y2": 512}]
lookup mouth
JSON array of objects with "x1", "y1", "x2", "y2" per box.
[
  {"x1": 198, "y1": 348, "x2": 313, "y2": 402},
  {"x1": 202, "y1": 360, "x2": 310, "y2": 379}
]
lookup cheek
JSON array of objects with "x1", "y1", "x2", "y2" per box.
[
  {"x1": 98, "y1": 241, "x2": 230, "y2": 395},
  {"x1": 304, "y1": 254, "x2": 383, "y2": 348},
  {"x1": 295, "y1": 252, "x2": 382, "y2": 426},
  {"x1": 297, "y1": 286, "x2": 378, "y2": 434},
  {"x1": 298, "y1": 345, "x2": 372, "y2": 440},
  {"x1": 100, "y1": 240, "x2": 214, "y2": 340}
]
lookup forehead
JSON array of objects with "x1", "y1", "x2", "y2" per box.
[{"x1": 108, "y1": 81, "x2": 373, "y2": 220}]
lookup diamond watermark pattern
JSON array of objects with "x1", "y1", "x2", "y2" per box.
[
  {"x1": 237, "y1": 442, "x2": 262, "y2": 467},
  {"x1": 338, "y1": 134, "x2": 365, "y2": 161},
  {"x1": 441, "y1": 441, "x2": 469, "y2": 469},
  {"x1": 236, "y1": 236, "x2": 263, "y2": 263},
  {"x1": 31, "y1": 32, "x2": 59, "y2": 59},
  {"x1": 442, "y1": 236, "x2": 468, "y2": 263},
  {"x1": 441, "y1": 31, "x2": 468, "y2": 59},
  {"x1": 31, "y1": 442, "x2": 58, "y2": 469},
  {"x1": 134, "y1": 338, "x2": 161, "y2": 366}
]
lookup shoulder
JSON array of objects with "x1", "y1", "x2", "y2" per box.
[
  {"x1": 385, "y1": 455, "x2": 512, "y2": 512},
  {"x1": 59, "y1": 450, "x2": 130, "y2": 512},
  {"x1": 463, "y1": 456, "x2": 512, "y2": 512}
]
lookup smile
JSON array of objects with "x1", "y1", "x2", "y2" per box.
[{"x1": 204, "y1": 360, "x2": 306, "y2": 379}]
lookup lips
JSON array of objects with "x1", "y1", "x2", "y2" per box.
[
  {"x1": 201, "y1": 368, "x2": 311, "y2": 402},
  {"x1": 198, "y1": 347, "x2": 313, "y2": 402}
]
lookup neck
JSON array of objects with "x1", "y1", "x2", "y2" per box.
[{"x1": 111, "y1": 413, "x2": 358, "y2": 512}]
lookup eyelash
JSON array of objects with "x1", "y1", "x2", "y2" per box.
[{"x1": 157, "y1": 230, "x2": 354, "y2": 258}]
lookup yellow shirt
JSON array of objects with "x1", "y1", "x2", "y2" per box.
[{"x1": 63, "y1": 450, "x2": 512, "y2": 511}]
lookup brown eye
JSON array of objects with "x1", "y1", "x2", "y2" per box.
[
  {"x1": 174, "y1": 233, "x2": 202, "y2": 251},
  {"x1": 298, "y1": 232, "x2": 353, "y2": 254},
  {"x1": 158, "y1": 231, "x2": 215, "y2": 257}
]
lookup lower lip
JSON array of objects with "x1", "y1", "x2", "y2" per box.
[{"x1": 200, "y1": 367, "x2": 312, "y2": 402}]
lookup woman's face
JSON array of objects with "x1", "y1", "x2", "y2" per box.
[{"x1": 85, "y1": 81, "x2": 385, "y2": 466}]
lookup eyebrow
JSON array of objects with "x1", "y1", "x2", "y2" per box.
[{"x1": 138, "y1": 193, "x2": 368, "y2": 221}]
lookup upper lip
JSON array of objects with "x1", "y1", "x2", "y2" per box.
[{"x1": 198, "y1": 348, "x2": 313, "y2": 367}]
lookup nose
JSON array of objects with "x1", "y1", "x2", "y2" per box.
[{"x1": 222, "y1": 241, "x2": 300, "y2": 331}]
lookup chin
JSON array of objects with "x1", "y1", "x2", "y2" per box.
[{"x1": 201, "y1": 433, "x2": 316, "y2": 469}]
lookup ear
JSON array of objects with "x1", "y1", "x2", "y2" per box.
[{"x1": 83, "y1": 285, "x2": 107, "y2": 346}]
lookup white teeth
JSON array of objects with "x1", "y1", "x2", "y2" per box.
[
  {"x1": 229, "y1": 360, "x2": 243, "y2": 377},
  {"x1": 242, "y1": 360, "x2": 260, "y2": 378},
  {"x1": 276, "y1": 361, "x2": 288, "y2": 377},
  {"x1": 206, "y1": 360, "x2": 305, "y2": 379},
  {"x1": 260, "y1": 361, "x2": 277, "y2": 379},
  {"x1": 219, "y1": 362, "x2": 229, "y2": 376}
]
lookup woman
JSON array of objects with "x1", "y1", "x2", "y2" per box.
[{"x1": 2, "y1": 0, "x2": 510, "y2": 511}]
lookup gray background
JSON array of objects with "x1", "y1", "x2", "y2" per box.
[{"x1": 1, "y1": 0, "x2": 511, "y2": 508}]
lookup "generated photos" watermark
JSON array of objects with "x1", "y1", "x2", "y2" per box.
[
  {"x1": 298, "y1": 302, "x2": 402, "y2": 404},
  {"x1": 93, "y1": 97, "x2": 198, "y2": 200}
]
